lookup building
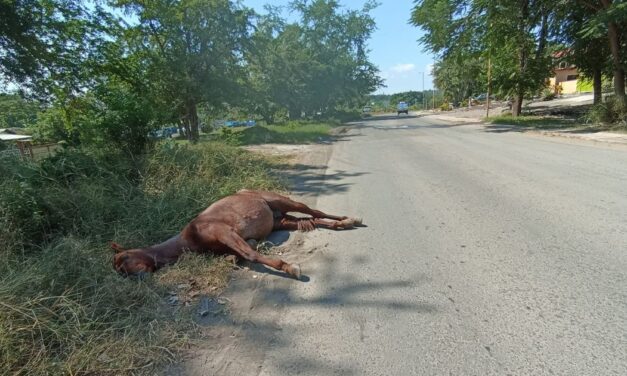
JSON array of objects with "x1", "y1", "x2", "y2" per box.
[
  {"x1": 548, "y1": 50, "x2": 589, "y2": 95},
  {"x1": 0, "y1": 128, "x2": 34, "y2": 158}
]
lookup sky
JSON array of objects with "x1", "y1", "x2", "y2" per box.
[{"x1": 242, "y1": 0, "x2": 435, "y2": 94}]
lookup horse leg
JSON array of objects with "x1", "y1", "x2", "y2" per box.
[
  {"x1": 273, "y1": 214, "x2": 316, "y2": 232},
  {"x1": 268, "y1": 195, "x2": 361, "y2": 223},
  {"x1": 217, "y1": 228, "x2": 301, "y2": 279},
  {"x1": 274, "y1": 215, "x2": 357, "y2": 231}
]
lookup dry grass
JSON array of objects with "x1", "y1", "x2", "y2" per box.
[{"x1": 156, "y1": 253, "x2": 233, "y2": 305}]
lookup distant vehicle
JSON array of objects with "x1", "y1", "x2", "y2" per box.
[
  {"x1": 473, "y1": 93, "x2": 495, "y2": 102},
  {"x1": 397, "y1": 101, "x2": 409, "y2": 115},
  {"x1": 149, "y1": 127, "x2": 178, "y2": 139},
  {"x1": 362, "y1": 106, "x2": 372, "y2": 113},
  {"x1": 214, "y1": 120, "x2": 257, "y2": 128}
]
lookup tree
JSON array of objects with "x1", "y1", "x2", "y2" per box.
[
  {"x1": 291, "y1": 0, "x2": 382, "y2": 117},
  {"x1": 0, "y1": 0, "x2": 102, "y2": 98},
  {"x1": 432, "y1": 55, "x2": 485, "y2": 105},
  {"x1": 0, "y1": 93, "x2": 39, "y2": 128},
  {"x1": 411, "y1": 0, "x2": 556, "y2": 116},
  {"x1": 116, "y1": 0, "x2": 253, "y2": 142},
  {"x1": 556, "y1": 3, "x2": 612, "y2": 105},
  {"x1": 246, "y1": 0, "x2": 382, "y2": 121},
  {"x1": 578, "y1": 0, "x2": 626, "y2": 103}
]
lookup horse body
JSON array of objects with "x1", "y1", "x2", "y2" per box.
[{"x1": 112, "y1": 190, "x2": 361, "y2": 279}]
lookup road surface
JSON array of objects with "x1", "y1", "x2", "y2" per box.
[{"x1": 185, "y1": 114, "x2": 627, "y2": 376}]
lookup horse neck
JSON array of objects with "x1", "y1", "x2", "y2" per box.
[{"x1": 142, "y1": 234, "x2": 186, "y2": 266}]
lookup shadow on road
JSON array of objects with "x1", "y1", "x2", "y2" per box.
[
  {"x1": 274, "y1": 162, "x2": 369, "y2": 197},
  {"x1": 170, "y1": 251, "x2": 436, "y2": 375}
]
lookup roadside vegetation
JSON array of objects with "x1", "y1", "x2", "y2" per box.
[
  {"x1": 0, "y1": 1, "x2": 384, "y2": 373},
  {"x1": 411, "y1": 0, "x2": 627, "y2": 124},
  {"x1": 213, "y1": 121, "x2": 334, "y2": 145},
  {"x1": 486, "y1": 115, "x2": 578, "y2": 129},
  {"x1": 0, "y1": 142, "x2": 282, "y2": 374}
]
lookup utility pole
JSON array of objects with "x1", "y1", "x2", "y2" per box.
[{"x1": 421, "y1": 72, "x2": 425, "y2": 111}]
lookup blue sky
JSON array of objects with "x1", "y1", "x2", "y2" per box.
[{"x1": 242, "y1": 0, "x2": 435, "y2": 94}]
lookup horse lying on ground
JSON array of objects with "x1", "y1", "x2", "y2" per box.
[{"x1": 112, "y1": 190, "x2": 362, "y2": 279}]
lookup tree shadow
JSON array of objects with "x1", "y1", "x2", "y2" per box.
[
  {"x1": 177, "y1": 262, "x2": 438, "y2": 375},
  {"x1": 272, "y1": 162, "x2": 370, "y2": 197},
  {"x1": 483, "y1": 124, "x2": 527, "y2": 134}
]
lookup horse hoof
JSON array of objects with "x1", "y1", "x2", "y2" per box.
[
  {"x1": 339, "y1": 218, "x2": 357, "y2": 229},
  {"x1": 289, "y1": 264, "x2": 301, "y2": 280}
]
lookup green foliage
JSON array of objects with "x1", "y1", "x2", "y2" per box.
[
  {"x1": 116, "y1": 0, "x2": 255, "y2": 141},
  {"x1": 246, "y1": 1, "x2": 383, "y2": 122},
  {"x1": 237, "y1": 122, "x2": 332, "y2": 145},
  {"x1": 218, "y1": 126, "x2": 242, "y2": 145},
  {"x1": 487, "y1": 115, "x2": 576, "y2": 129},
  {"x1": 0, "y1": 142, "x2": 281, "y2": 374},
  {"x1": 433, "y1": 55, "x2": 486, "y2": 104},
  {"x1": 0, "y1": 0, "x2": 105, "y2": 97},
  {"x1": 389, "y1": 91, "x2": 425, "y2": 107},
  {"x1": 412, "y1": 1, "x2": 557, "y2": 115},
  {"x1": 542, "y1": 88, "x2": 557, "y2": 101},
  {"x1": 576, "y1": 79, "x2": 594, "y2": 93},
  {"x1": 584, "y1": 96, "x2": 627, "y2": 126},
  {"x1": 0, "y1": 93, "x2": 40, "y2": 128},
  {"x1": 30, "y1": 79, "x2": 159, "y2": 153},
  {"x1": 412, "y1": 0, "x2": 626, "y2": 114}
]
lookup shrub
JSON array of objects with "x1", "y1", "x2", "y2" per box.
[
  {"x1": 584, "y1": 96, "x2": 627, "y2": 126},
  {"x1": 542, "y1": 89, "x2": 557, "y2": 101}
]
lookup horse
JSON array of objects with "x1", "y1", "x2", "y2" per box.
[{"x1": 112, "y1": 190, "x2": 361, "y2": 279}]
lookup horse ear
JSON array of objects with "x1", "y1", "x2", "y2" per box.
[{"x1": 110, "y1": 242, "x2": 125, "y2": 253}]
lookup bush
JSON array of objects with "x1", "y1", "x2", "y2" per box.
[
  {"x1": 542, "y1": 89, "x2": 557, "y2": 101},
  {"x1": 0, "y1": 142, "x2": 282, "y2": 374},
  {"x1": 584, "y1": 96, "x2": 627, "y2": 126}
]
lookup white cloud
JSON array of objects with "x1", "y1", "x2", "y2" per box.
[
  {"x1": 425, "y1": 63, "x2": 434, "y2": 75},
  {"x1": 391, "y1": 63, "x2": 416, "y2": 73}
]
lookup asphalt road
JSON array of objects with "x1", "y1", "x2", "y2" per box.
[{"x1": 253, "y1": 114, "x2": 627, "y2": 376}]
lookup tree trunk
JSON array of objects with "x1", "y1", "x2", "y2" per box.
[
  {"x1": 178, "y1": 119, "x2": 187, "y2": 138},
  {"x1": 186, "y1": 100, "x2": 199, "y2": 142},
  {"x1": 593, "y1": 68, "x2": 603, "y2": 105},
  {"x1": 512, "y1": 93, "x2": 524, "y2": 117},
  {"x1": 512, "y1": 0, "x2": 529, "y2": 118},
  {"x1": 607, "y1": 21, "x2": 626, "y2": 102}
]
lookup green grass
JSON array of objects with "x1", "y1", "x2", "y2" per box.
[
  {"x1": 0, "y1": 141, "x2": 283, "y2": 375},
  {"x1": 486, "y1": 115, "x2": 580, "y2": 129},
  {"x1": 206, "y1": 121, "x2": 334, "y2": 145}
]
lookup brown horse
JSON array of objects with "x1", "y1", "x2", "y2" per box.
[{"x1": 112, "y1": 190, "x2": 361, "y2": 279}]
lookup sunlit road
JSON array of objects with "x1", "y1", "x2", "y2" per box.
[{"x1": 181, "y1": 113, "x2": 627, "y2": 376}]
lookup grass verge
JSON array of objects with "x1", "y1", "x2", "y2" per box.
[
  {"x1": 486, "y1": 115, "x2": 579, "y2": 129},
  {"x1": 0, "y1": 141, "x2": 282, "y2": 375},
  {"x1": 208, "y1": 121, "x2": 334, "y2": 145}
]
